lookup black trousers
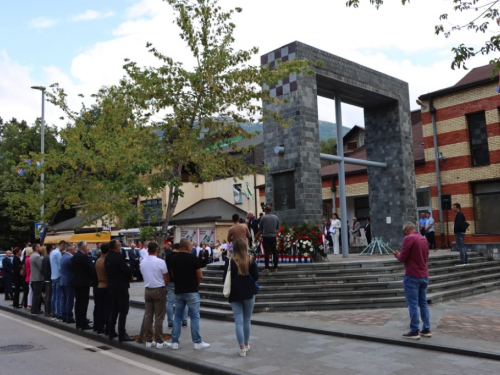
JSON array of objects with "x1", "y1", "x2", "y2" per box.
[
  {"x1": 3, "y1": 275, "x2": 13, "y2": 299},
  {"x1": 13, "y1": 276, "x2": 21, "y2": 307},
  {"x1": 94, "y1": 287, "x2": 112, "y2": 334},
  {"x1": 74, "y1": 286, "x2": 90, "y2": 328},
  {"x1": 426, "y1": 232, "x2": 436, "y2": 249},
  {"x1": 44, "y1": 281, "x2": 52, "y2": 316},
  {"x1": 108, "y1": 285, "x2": 130, "y2": 335},
  {"x1": 262, "y1": 236, "x2": 278, "y2": 270},
  {"x1": 31, "y1": 281, "x2": 43, "y2": 314}
]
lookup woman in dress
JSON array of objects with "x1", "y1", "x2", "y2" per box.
[
  {"x1": 198, "y1": 243, "x2": 210, "y2": 268},
  {"x1": 330, "y1": 213, "x2": 341, "y2": 255},
  {"x1": 23, "y1": 247, "x2": 34, "y2": 310},
  {"x1": 222, "y1": 238, "x2": 259, "y2": 357},
  {"x1": 212, "y1": 241, "x2": 222, "y2": 263}
]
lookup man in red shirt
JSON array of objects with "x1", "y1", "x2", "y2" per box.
[{"x1": 394, "y1": 222, "x2": 431, "y2": 340}]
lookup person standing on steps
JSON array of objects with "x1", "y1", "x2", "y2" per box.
[
  {"x1": 452, "y1": 203, "x2": 468, "y2": 266},
  {"x1": 393, "y1": 222, "x2": 431, "y2": 340},
  {"x1": 223, "y1": 238, "x2": 259, "y2": 357},
  {"x1": 364, "y1": 217, "x2": 372, "y2": 245},
  {"x1": 259, "y1": 205, "x2": 279, "y2": 273},
  {"x1": 329, "y1": 213, "x2": 341, "y2": 255},
  {"x1": 425, "y1": 211, "x2": 436, "y2": 250}
]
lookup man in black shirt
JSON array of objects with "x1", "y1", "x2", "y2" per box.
[
  {"x1": 166, "y1": 238, "x2": 210, "y2": 350},
  {"x1": 165, "y1": 243, "x2": 188, "y2": 328},
  {"x1": 452, "y1": 203, "x2": 468, "y2": 266},
  {"x1": 104, "y1": 240, "x2": 134, "y2": 342}
]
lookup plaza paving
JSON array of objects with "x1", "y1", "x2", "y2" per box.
[{"x1": 2, "y1": 252, "x2": 500, "y2": 374}]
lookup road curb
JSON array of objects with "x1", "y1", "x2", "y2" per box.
[{"x1": 0, "y1": 304, "x2": 251, "y2": 375}]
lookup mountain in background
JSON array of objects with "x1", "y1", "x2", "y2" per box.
[{"x1": 239, "y1": 120, "x2": 352, "y2": 141}]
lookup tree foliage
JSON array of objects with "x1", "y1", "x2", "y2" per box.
[
  {"x1": 0, "y1": 117, "x2": 62, "y2": 247},
  {"x1": 120, "y1": 0, "x2": 314, "y2": 246},
  {"x1": 7, "y1": 86, "x2": 154, "y2": 244},
  {"x1": 346, "y1": 0, "x2": 500, "y2": 70},
  {"x1": 320, "y1": 137, "x2": 337, "y2": 156}
]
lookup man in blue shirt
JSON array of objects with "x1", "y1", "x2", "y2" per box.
[
  {"x1": 2, "y1": 250, "x2": 13, "y2": 300},
  {"x1": 60, "y1": 243, "x2": 76, "y2": 323},
  {"x1": 418, "y1": 212, "x2": 427, "y2": 237},
  {"x1": 50, "y1": 240, "x2": 66, "y2": 320},
  {"x1": 425, "y1": 211, "x2": 436, "y2": 250}
]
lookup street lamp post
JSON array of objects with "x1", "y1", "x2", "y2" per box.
[{"x1": 31, "y1": 86, "x2": 46, "y2": 218}]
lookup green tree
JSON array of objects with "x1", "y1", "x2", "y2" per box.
[
  {"x1": 346, "y1": 0, "x2": 500, "y2": 70},
  {"x1": 0, "y1": 117, "x2": 61, "y2": 247},
  {"x1": 320, "y1": 137, "x2": 337, "y2": 156},
  {"x1": 121, "y1": 0, "x2": 315, "y2": 247},
  {"x1": 7, "y1": 86, "x2": 154, "y2": 244}
]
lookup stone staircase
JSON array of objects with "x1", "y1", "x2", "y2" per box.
[{"x1": 199, "y1": 253, "x2": 500, "y2": 316}]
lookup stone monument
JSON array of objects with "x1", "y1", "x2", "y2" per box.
[{"x1": 262, "y1": 41, "x2": 417, "y2": 250}]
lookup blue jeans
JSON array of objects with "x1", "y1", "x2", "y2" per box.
[
  {"x1": 171, "y1": 293, "x2": 202, "y2": 344},
  {"x1": 403, "y1": 275, "x2": 430, "y2": 333},
  {"x1": 51, "y1": 278, "x2": 62, "y2": 318},
  {"x1": 455, "y1": 233, "x2": 467, "y2": 264},
  {"x1": 230, "y1": 296, "x2": 256, "y2": 346},
  {"x1": 61, "y1": 285, "x2": 75, "y2": 321},
  {"x1": 166, "y1": 283, "x2": 188, "y2": 325}
]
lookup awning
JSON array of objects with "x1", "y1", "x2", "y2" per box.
[{"x1": 117, "y1": 226, "x2": 174, "y2": 236}]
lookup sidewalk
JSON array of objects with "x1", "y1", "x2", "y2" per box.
[
  {"x1": 1, "y1": 288, "x2": 499, "y2": 375},
  {"x1": 130, "y1": 282, "x2": 500, "y2": 360}
]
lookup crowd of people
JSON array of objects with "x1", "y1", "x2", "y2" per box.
[{"x1": 1, "y1": 208, "x2": 271, "y2": 356}]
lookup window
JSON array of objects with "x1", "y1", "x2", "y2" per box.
[
  {"x1": 467, "y1": 112, "x2": 490, "y2": 166},
  {"x1": 473, "y1": 180, "x2": 500, "y2": 234},
  {"x1": 417, "y1": 191, "x2": 430, "y2": 207},
  {"x1": 322, "y1": 200, "x2": 332, "y2": 219},
  {"x1": 233, "y1": 184, "x2": 243, "y2": 205},
  {"x1": 141, "y1": 199, "x2": 162, "y2": 222},
  {"x1": 354, "y1": 196, "x2": 370, "y2": 223}
]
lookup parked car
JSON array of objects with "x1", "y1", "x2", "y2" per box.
[{"x1": 0, "y1": 254, "x2": 14, "y2": 291}]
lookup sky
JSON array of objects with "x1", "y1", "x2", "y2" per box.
[{"x1": 0, "y1": 0, "x2": 496, "y2": 129}]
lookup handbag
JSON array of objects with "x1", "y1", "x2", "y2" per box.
[
  {"x1": 20, "y1": 264, "x2": 26, "y2": 277},
  {"x1": 223, "y1": 260, "x2": 231, "y2": 298},
  {"x1": 249, "y1": 273, "x2": 259, "y2": 294}
]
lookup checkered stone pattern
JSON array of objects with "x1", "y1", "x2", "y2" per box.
[{"x1": 261, "y1": 42, "x2": 298, "y2": 98}]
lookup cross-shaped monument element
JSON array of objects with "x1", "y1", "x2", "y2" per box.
[{"x1": 262, "y1": 42, "x2": 417, "y2": 257}]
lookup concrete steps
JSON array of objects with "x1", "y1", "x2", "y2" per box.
[{"x1": 198, "y1": 253, "x2": 500, "y2": 314}]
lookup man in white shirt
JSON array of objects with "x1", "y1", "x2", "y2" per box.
[
  {"x1": 139, "y1": 241, "x2": 149, "y2": 261},
  {"x1": 140, "y1": 242, "x2": 169, "y2": 349}
]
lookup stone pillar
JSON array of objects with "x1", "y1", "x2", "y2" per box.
[{"x1": 262, "y1": 42, "x2": 323, "y2": 226}]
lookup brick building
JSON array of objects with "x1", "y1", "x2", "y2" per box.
[{"x1": 317, "y1": 64, "x2": 500, "y2": 251}]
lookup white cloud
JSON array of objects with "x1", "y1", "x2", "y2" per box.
[
  {"x1": 5, "y1": 0, "x2": 497, "y2": 129},
  {"x1": 72, "y1": 10, "x2": 115, "y2": 22},
  {"x1": 30, "y1": 17, "x2": 58, "y2": 28}
]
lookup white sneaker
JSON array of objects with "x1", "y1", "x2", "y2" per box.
[
  {"x1": 244, "y1": 344, "x2": 250, "y2": 352},
  {"x1": 145, "y1": 341, "x2": 156, "y2": 348},
  {"x1": 193, "y1": 342, "x2": 210, "y2": 350},
  {"x1": 239, "y1": 349, "x2": 246, "y2": 357},
  {"x1": 166, "y1": 342, "x2": 179, "y2": 350},
  {"x1": 156, "y1": 342, "x2": 164, "y2": 349}
]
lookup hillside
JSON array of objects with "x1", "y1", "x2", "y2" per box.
[{"x1": 239, "y1": 121, "x2": 351, "y2": 141}]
